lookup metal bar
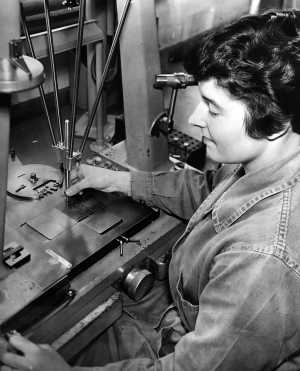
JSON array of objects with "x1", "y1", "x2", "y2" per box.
[
  {"x1": 78, "y1": 0, "x2": 132, "y2": 154},
  {"x1": 167, "y1": 89, "x2": 178, "y2": 124},
  {"x1": 20, "y1": 3, "x2": 57, "y2": 147},
  {"x1": 69, "y1": 0, "x2": 86, "y2": 158},
  {"x1": 64, "y1": 119, "x2": 71, "y2": 191},
  {"x1": 43, "y1": 0, "x2": 63, "y2": 143},
  {"x1": 249, "y1": 0, "x2": 261, "y2": 14},
  {"x1": 0, "y1": 95, "x2": 10, "y2": 270},
  {"x1": 51, "y1": 293, "x2": 120, "y2": 352}
]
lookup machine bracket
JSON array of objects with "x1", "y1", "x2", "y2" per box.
[{"x1": 3, "y1": 242, "x2": 31, "y2": 268}]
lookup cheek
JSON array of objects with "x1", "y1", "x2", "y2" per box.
[{"x1": 209, "y1": 126, "x2": 249, "y2": 156}]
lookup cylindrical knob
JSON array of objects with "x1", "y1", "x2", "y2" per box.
[{"x1": 122, "y1": 268, "x2": 154, "y2": 301}]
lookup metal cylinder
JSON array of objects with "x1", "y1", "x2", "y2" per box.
[
  {"x1": 0, "y1": 0, "x2": 20, "y2": 58},
  {"x1": 122, "y1": 268, "x2": 154, "y2": 301}
]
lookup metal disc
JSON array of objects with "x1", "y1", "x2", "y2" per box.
[{"x1": 0, "y1": 55, "x2": 45, "y2": 93}]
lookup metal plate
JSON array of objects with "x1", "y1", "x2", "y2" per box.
[
  {"x1": 83, "y1": 207, "x2": 123, "y2": 234},
  {"x1": 56, "y1": 194, "x2": 103, "y2": 222},
  {"x1": 26, "y1": 208, "x2": 76, "y2": 240},
  {"x1": 47, "y1": 223, "x2": 104, "y2": 268}
]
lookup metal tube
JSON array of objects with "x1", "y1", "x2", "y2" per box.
[
  {"x1": 43, "y1": 0, "x2": 63, "y2": 143},
  {"x1": 79, "y1": 0, "x2": 132, "y2": 154},
  {"x1": 249, "y1": 0, "x2": 261, "y2": 14},
  {"x1": 0, "y1": 95, "x2": 10, "y2": 272},
  {"x1": 64, "y1": 119, "x2": 71, "y2": 190},
  {"x1": 69, "y1": 0, "x2": 86, "y2": 158},
  {"x1": 20, "y1": 3, "x2": 57, "y2": 147},
  {"x1": 167, "y1": 89, "x2": 178, "y2": 123}
]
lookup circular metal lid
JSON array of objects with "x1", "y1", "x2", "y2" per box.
[{"x1": 0, "y1": 55, "x2": 45, "y2": 93}]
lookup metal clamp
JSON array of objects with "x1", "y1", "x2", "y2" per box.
[
  {"x1": 149, "y1": 73, "x2": 197, "y2": 137},
  {"x1": 3, "y1": 242, "x2": 31, "y2": 268},
  {"x1": 116, "y1": 236, "x2": 141, "y2": 256}
]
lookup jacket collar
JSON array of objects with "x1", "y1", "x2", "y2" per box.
[{"x1": 187, "y1": 149, "x2": 300, "y2": 233}]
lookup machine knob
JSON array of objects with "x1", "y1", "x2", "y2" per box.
[{"x1": 122, "y1": 268, "x2": 154, "y2": 301}]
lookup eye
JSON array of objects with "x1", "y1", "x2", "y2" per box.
[
  {"x1": 209, "y1": 110, "x2": 219, "y2": 117},
  {"x1": 208, "y1": 103, "x2": 219, "y2": 117}
]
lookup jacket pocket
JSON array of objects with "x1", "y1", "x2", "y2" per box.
[{"x1": 175, "y1": 272, "x2": 199, "y2": 331}]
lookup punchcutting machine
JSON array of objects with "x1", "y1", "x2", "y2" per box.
[{"x1": 0, "y1": 0, "x2": 186, "y2": 359}]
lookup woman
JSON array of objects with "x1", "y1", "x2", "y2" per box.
[{"x1": 2, "y1": 9, "x2": 300, "y2": 371}]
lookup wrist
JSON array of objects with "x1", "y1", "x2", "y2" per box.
[{"x1": 114, "y1": 171, "x2": 131, "y2": 195}]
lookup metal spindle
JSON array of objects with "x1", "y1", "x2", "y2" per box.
[{"x1": 64, "y1": 119, "x2": 71, "y2": 190}]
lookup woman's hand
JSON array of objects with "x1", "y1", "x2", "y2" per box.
[
  {"x1": 66, "y1": 164, "x2": 131, "y2": 197},
  {"x1": 0, "y1": 332, "x2": 71, "y2": 371}
]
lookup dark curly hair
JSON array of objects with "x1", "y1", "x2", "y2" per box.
[{"x1": 184, "y1": 10, "x2": 300, "y2": 138}]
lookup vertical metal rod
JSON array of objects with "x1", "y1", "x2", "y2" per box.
[
  {"x1": 69, "y1": 0, "x2": 86, "y2": 158},
  {"x1": 0, "y1": 95, "x2": 10, "y2": 268},
  {"x1": 249, "y1": 0, "x2": 261, "y2": 14},
  {"x1": 167, "y1": 89, "x2": 178, "y2": 124},
  {"x1": 78, "y1": 0, "x2": 132, "y2": 154},
  {"x1": 43, "y1": 0, "x2": 63, "y2": 143},
  {"x1": 64, "y1": 119, "x2": 71, "y2": 191},
  {"x1": 20, "y1": 3, "x2": 57, "y2": 146}
]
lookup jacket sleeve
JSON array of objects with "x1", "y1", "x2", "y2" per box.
[
  {"x1": 72, "y1": 248, "x2": 291, "y2": 371},
  {"x1": 130, "y1": 168, "x2": 217, "y2": 220}
]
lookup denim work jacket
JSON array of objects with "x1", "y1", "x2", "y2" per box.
[{"x1": 77, "y1": 150, "x2": 300, "y2": 371}]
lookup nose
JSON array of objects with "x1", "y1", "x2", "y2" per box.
[{"x1": 188, "y1": 102, "x2": 207, "y2": 128}]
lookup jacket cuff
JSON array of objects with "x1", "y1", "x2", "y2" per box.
[{"x1": 130, "y1": 170, "x2": 153, "y2": 203}]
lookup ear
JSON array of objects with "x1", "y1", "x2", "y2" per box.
[{"x1": 266, "y1": 126, "x2": 291, "y2": 141}]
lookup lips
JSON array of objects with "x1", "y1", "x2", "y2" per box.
[{"x1": 202, "y1": 135, "x2": 214, "y2": 144}]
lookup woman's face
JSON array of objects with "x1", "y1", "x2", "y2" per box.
[{"x1": 188, "y1": 78, "x2": 270, "y2": 170}]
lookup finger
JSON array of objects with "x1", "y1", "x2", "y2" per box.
[
  {"x1": 1, "y1": 352, "x2": 32, "y2": 371},
  {"x1": 65, "y1": 177, "x2": 88, "y2": 196},
  {"x1": 70, "y1": 165, "x2": 83, "y2": 183},
  {"x1": 7, "y1": 334, "x2": 37, "y2": 355},
  {"x1": 0, "y1": 337, "x2": 8, "y2": 358},
  {"x1": 1, "y1": 366, "x2": 18, "y2": 371}
]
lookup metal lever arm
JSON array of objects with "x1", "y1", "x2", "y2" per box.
[{"x1": 149, "y1": 88, "x2": 178, "y2": 137}]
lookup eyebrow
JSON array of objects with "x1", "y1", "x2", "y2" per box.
[{"x1": 202, "y1": 95, "x2": 222, "y2": 111}]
